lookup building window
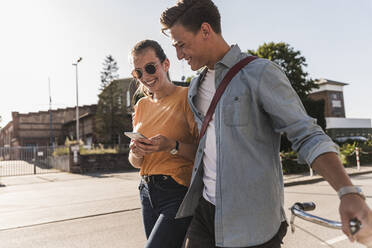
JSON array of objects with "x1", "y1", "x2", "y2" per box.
[{"x1": 332, "y1": 100, "x2": 341, "y2": 108}]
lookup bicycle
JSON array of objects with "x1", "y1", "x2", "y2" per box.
[{"x1": 289, "y1": 202, "x2": 369, "y2": 247}]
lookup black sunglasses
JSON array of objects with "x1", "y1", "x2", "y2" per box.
[{"x1": 132, "y1": 62, "x2": 158, "y2": 80}]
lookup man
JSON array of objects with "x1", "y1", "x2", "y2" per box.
[{"x1": 160, "y1": 0, "x2": 372, "y2": 247}]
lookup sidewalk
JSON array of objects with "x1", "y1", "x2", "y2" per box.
[
  {"x1": 283, "y1": 164, "x2": 372, "y2": 186},
  {"x1": 0, "y1": 166, "x2": 371, "y2": 248},
  {"x1": 0, "y1": 170, "x2": 141, "y2": 187},
  {"x1": 1, "y1": 165, "x2": 372, "y2": 187}
]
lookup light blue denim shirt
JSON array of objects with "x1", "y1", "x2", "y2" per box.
[{"x1": 176, "y1": 45, "x2": 339, "y2": 247}]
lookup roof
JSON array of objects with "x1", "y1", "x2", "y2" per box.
[{"x1": 315, "y1": 78, "x2": 349, "y2": 86}]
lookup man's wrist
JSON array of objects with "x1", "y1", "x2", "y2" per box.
[{"x1": 338, "y1": 186, "x2": 366, "y2": 200}]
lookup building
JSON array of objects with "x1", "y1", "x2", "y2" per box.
[
  {"x1": 0, "y1": 77, "x2": 188, "y2": 148},
  {"x1": 308, "y1": 79, "x2": 372, "y2": 140},
  {"x1": 0, "y1": 105, "x2": 97, "y2": 148}
]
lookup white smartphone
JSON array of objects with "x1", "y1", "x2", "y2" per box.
[{"x1": 124, "y1": 132, "x2": 147, "y2": 140}]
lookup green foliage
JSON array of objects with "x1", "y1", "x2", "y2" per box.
[
  {"x1": 280, "y1": 151, "x2": 309, "y2": 174},
  {"x1": 248, "y1": 42, "x2": 318, "y2": 100},
  {"x1": 52, "y1": 144, "x2": 129, "y2": 157},
  {"x1": 340, "y1": 141, "x2": 372, "y2": 166},
  {"x1": 281, "y1": 142, "x2": 372, "y2": 174},
  {"x1": 53, "y1": 146, "x2": 69, "y2": 156},
  {"x1": 96, "y1": 56, "x2": 127, "y2": 144},
  {"x1": 100, "y1": 55, "x2": 119, "y2": 90},
  {"x1": 80, "y1": 145, "x2": 118, "y2": 155}
]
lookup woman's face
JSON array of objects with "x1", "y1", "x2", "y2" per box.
[{"x1": 132, "y1": 48, "x2": 170, "y2": 94}]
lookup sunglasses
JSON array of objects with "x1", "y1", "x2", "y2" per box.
[{"x1": 132, "y1": 62, "x2": 158, "y2": 80}]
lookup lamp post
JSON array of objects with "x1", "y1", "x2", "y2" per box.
[{"x1": 72, "y1": 57, "x2": 82, "y2": 142}]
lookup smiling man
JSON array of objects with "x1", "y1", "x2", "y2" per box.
[{"x1": 160, "y1": 0, "x2": 372, "y2": 248}]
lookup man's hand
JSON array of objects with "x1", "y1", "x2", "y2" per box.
[
  {"x1": 339, "y1": 193, "x2": 372, "y2": 247},
  {"x1": 311, "y1": 152, "x2": 372, "y2": 247}
]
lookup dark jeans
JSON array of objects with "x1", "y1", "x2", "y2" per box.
[
  {"x1": 139, "y1": 175, "x2": 192, "y2": 248},
  {"x1": 183, "y1": 197, "x2": 288, "y2": 248}
]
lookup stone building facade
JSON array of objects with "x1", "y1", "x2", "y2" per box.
[{"x1": 0, "y1": 105, "x2": 96, "y2": 147}]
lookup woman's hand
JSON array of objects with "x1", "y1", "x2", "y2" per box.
[
  {"x1": 149, "y1": 135, "x2": 175, "y2": 152},
  {"x1": 129, "y1": 140, "x2": 145, "y2": 158},
  {"x1": 133, "y1": 135, "x2": 174, "y2": 155}
]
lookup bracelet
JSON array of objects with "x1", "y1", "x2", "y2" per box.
[{"x1": 337, "y1": 186, "x2": 366, "y2": 200}]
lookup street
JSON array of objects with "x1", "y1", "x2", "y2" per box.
[{"x1": 0, "y1": 171, "x2": 370, "y2": 248}]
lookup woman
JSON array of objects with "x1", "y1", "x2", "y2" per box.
[{"x1": 128, "y1": 39, "x2": 198, "y2": 248}]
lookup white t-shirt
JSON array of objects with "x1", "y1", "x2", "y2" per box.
[{"x1": 195, "y1": 69, "x2": 217, "y2": 205}]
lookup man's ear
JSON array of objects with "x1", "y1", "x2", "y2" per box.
[{"x1": 200, "y1": 22, "x2": 212, "y2": 40}]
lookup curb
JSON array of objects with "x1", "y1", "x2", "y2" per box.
[{"x1": 284, "y1": 169, "x2": 372, "y2": 187}]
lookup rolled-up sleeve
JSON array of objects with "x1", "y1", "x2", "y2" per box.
[{"x1": 258, "y1": 61, "x2": 339, "y2": 166}]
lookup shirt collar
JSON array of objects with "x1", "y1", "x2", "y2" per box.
[{"x1": 217, "y1": 44, "x2": 242, "y2": 69}]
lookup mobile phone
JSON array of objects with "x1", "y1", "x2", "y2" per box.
[{"x1": 124, "y1": 132, "x2": 147, "y2": 140}]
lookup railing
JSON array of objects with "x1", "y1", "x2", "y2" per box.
[{"x1": 0, "y1": 146, "x2": 59, "y2": 176}]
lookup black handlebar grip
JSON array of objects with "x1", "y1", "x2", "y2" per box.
[{"x1": 295, "y1": 202, "x2": 316, "y2": 211}]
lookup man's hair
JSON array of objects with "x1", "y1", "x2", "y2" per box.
[{"x1": 160, "y1": 0, "x2": 221, "y2": 35}]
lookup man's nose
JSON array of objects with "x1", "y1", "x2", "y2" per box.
[{"x1": 176, "y1": 46, "x2": 184, "y2": 60}]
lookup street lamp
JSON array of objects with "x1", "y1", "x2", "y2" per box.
[{"x1": 72, "y1": 57, "x2": 82, "y2": 142}]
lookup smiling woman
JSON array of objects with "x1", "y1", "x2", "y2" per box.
[{"x1": 127, "y1": 39, "x2": 199, "y2": 248}]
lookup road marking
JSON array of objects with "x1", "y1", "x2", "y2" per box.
[
  {"x1": 321, "y1": 235, "x2": 347, "y2": 245},
  {"x1": 0, "y1": 207, "x2": 141, "y2": 232}
]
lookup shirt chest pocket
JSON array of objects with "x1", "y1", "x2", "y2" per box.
[{"x1": 223, "y1": 94, "x2": 250, "y2": 126}]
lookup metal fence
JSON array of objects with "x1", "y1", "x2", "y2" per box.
[{"x1": 0, "y1": 146, "x2": 60, "y2": 177}]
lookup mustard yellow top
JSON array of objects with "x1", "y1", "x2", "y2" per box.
[{"x1": 133, "y1": 86, "x2": 199, "y2": 186}]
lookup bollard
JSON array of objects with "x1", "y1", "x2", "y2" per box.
[{"x1": 355, "y1": 147, "x2": 360, "y2": 171}]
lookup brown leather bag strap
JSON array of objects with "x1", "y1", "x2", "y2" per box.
[{"x1": 197, "y1": 56, "x2": 257, "y2": 144}]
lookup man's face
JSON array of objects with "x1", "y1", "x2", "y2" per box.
[{"x1": 170, "y1": 24, "x2": 208, "y2": 71}]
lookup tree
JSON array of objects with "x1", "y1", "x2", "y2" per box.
[
  {"x1": 95, "y1": 55, "x2": 126, "y2": 144},
  {"x1": 100, "y1": 55, "x2": 119, "y2": 90},
  {"x1": 249, "y1": 42, "x2": 325, "y2": 151},
  {"x1": 248, "y1": 42, "x2": 318, "y2": 100}
]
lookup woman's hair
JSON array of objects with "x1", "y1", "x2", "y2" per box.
[
  {"x1": 160, "y1": 0, "x2": 221, "y2": 35},
  {"x1": 130, "y1": 39, "x2": 171, "y2": 103},
  {"x1": 131, "y1": 39, "x2": 167, "y2": 63}
]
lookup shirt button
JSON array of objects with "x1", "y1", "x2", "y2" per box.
[
  {"x1": 234, "y1": 96, "x2": 239, "y2": 101},
  {"x1": 194, "y1": 168, "x2": 197, "y2": 172},
  {"x1": 198, "y1": 149, "x2": 202, "y2": 153}
]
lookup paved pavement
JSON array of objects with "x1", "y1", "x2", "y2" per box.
[
  {"x1": 0, "y1": 165, "x2": 371, "y2": 247},
  {"x1": 283, "y1": 164, "x2": 372, "y2": 186},
  {"x1": 1, "y1": 164, "x2": 371, "y2": 188}
]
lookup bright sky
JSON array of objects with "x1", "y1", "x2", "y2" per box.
[{"x1": 0, "y1": 0, "x2": 371, "y2": 127}]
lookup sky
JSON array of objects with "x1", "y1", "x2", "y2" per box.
[{"x1": 0, "y1": 0, "x2": 371, "y2": 127}]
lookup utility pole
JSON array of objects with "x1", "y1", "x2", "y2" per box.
[
  {"x1": 72, "y1": 57, "x2": 82, "y2": 142},
  {"x1": 48, "y1": 77, "x2": 53, "y2": 146}
]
